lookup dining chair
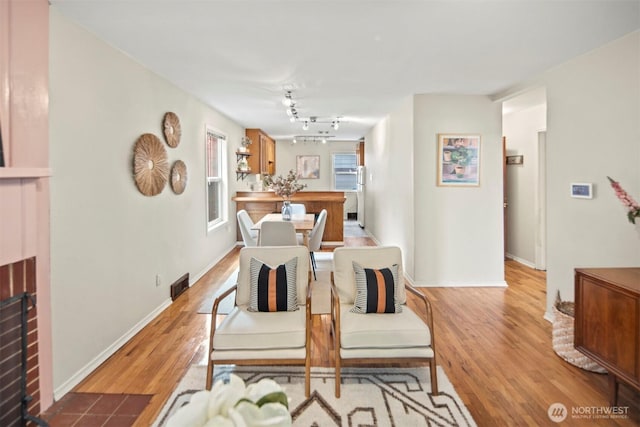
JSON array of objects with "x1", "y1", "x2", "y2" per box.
[
  {"x1": 290, "y1": 203, "x2": 306, "y2": 215},
  {"x1": 237, "y1": 210, "x2": 258, "y2": 247},
  {"x1": 258, "y1": 221, "x2": 298, "y2": 246},
  {"x1": 299, "y1": 209, "x2": 327, "y2": 280}
]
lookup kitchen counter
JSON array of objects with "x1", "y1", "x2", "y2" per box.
[{"x1": 232, "y1": 191, "x2": 346, "y2": 245}]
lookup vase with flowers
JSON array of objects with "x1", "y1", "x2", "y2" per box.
[
  {"x1": 166, "y1": 374, "x2": 291, "y2": 427},
  {"x1": 263, "y1": 170, "x2": 306, "y2": 220},
  {"x1": 239, "y1": 136, "x2": 252, "y2": 153},
  {"x1": 607, "y1": 176, "x2": 640, "y2": 224}
]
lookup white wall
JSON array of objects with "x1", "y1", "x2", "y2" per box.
[
  {"x1": 503, "y1": 104, "x2": 546, "y2": 265},
  {"x1": 49, "y1": 10, "x2": 242, "y2": 396},
  {"x1": 364, "y1": 97, "x2": 416, "y2": 276},
  {"x1": 413, "y1": 95, "x2": 505, "y2": 286},
  {"x1": 543, "y1": 31, "x2": 640, "y2": 316}
]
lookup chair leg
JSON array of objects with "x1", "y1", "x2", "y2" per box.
[
  {"x1": 310, "y1": 252, "x2": 317, "y2": 280},
  {"x1": 429, "y1": 358, "x2": 439, "y2": 395},
  {"x1": 335, "y1": 356, "x2": 341, "y2": 398},
  {"x1": 305, "y1": 359, "x2": 310, "y2": 398},
  {"x1": 206, "y1": 358, "x2": 214, "y2": 390}
]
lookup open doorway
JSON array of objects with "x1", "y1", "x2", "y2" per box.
[{"x1": 502, "y1": 88, "x2": 547, "y2": 270}]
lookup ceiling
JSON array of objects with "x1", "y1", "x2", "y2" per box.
[{"x1": 50, "y1": 1, "x2": 639, "y2": 142}]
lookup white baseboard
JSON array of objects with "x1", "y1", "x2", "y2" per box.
[
  {"x1": 413, "y1": 281, "x2": 508, "y2": 288},
  {"x1": 53, "y1": 298, "x2": 172, "y2": 400},
  {"x1": 543, "y1": 311, "x2": 554, "y2": 323},
  {"x1": 53, "y1": 244, "x2": 237, "y2": 401},
  {"x1": 405, "y1": 273, "x2": 507, "y2": 288},
  {"x1": 505, "y1": 253, "x2": 536, "y2": 269}
]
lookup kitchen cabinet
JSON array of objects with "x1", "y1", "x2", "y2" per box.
[
  {"x1": 356, "y1": 139, "x2": 365, "y2": 166},
  {"x1": 245, "y1": 129, "x2": 276, "y2": 175}
]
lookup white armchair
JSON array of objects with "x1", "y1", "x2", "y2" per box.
[
  {"x1": 330, "y1": 246, "x2": 439, "y2": 398},
  {"x1": 206, "y1": 245, "x2": 312, "y2": 397}
]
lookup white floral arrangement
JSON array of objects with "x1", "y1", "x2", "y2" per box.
[
  {"x1": 263, "y1": 169, "x2": 306, "y2": 199},
  {"x1": 167, "y1": 374, "x2": 291, "y2": 427}
]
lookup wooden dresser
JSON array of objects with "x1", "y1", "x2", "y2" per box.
[{"x1": 574, "y1": 268, "x2": 640, "y2": 406}]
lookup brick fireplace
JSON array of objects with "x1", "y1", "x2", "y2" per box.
[{"x1": 0, "y1": 257, "x2": 44, "y2": 426}]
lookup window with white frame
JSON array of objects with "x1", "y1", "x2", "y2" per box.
[
  {"x1": 332, "y1": 152, "x2": 358, "y2": 191},
  {"x1": 205, "y1": 127, "x2": 226, "y2": 230}
]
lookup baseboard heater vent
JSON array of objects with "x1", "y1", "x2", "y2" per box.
[{"x1": 170, "y1": 273, "x2": 189, "y2": 301}]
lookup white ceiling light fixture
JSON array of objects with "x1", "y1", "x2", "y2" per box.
[
  {"x1": 302, "y1": 121, "x2": 309, "y2": 130},
  {"x1": 332, "y1": 120, "x2": 339, "y2": 130}
]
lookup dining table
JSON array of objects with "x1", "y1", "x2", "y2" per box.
[{"x1": 251, "y1": 213, "x2": 315, "y2": 246}]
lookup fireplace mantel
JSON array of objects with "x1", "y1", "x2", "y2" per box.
[{"x1": 0, "y1": 167, "x2": 51, "y2": 179}]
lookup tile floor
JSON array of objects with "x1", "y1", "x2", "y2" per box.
[
  {"x1": 344, "y1": 219, "x2": 368, "y2": 237},
  {"x1": 43, "y1": 393, "x2": 151, "y2": 427}
]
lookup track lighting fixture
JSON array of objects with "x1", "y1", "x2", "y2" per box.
[
  {"x1": 292, "y1": 135, "x2": 335, "y2": 144},
  {"x1": 282, "y1": 91, "x2": 294, "y2": 107},
  {"x1": 282, "y1": 90, "x2": 345, "y2": 134}
]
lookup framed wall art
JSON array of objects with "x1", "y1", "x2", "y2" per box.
[
  {"x1": 437, "y1": 134, "x2": 481, "y2": 187},
  {"x1": 296, "y1": 155, "x2": 320, "y2": 179}
]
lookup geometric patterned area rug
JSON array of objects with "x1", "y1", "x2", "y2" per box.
[{"x1": 153, "y1": 364, "x2": 476, "y2": 427}]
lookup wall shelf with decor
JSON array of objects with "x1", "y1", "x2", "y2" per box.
[
  {"x1": 236, "y1": 170, "x2": 252, "y2": 181},
  {"x1": 235, "y1": 151, "x2": 252, "y2": 180}
]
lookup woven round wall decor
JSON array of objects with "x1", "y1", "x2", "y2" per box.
[
  {"x1": 133, "y1": 133, "x2": 169, "y2": 196},
  {"x1": 170, "y1": 160, "x2": 188, "y2": 195},
  {"x1": 163, "y1": 112, "x2": 182, "y2": 148}
]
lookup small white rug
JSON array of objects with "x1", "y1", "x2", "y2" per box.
[
  {"x1": 310, "y1": 251, "x2": 332, "y2": 314},
  {"x1": 197, "y1": 270, "x2": 238, "y2": 315},
  {"x1": 153, "y1": 364, "x2": 476, "y2": 427}
]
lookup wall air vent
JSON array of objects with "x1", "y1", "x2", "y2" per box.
[{"x1": 170, "y1": 273, "x2": 189, "y2": 301}]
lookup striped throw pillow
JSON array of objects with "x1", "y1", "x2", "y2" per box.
[
  {"x1": 350, "y1": 262, "x2": 402, "y2": 314},
  {"x1": 249, "y1": 257, "x2": 298, "y2": 312}
]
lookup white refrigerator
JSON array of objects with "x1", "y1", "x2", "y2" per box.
[{"x1": 356, "y1": 166, "x2": 365, "y2": 228}]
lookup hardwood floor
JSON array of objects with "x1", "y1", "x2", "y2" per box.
[{"x1": 72, "y1": 240, "x2": 639, "y2": 426}]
